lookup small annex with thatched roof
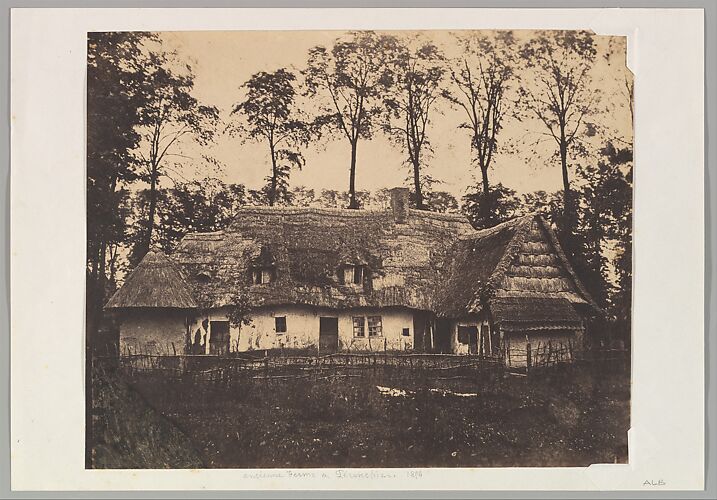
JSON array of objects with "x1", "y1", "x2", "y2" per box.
[{"x1": 106, "y1": 187, "x2": 598, "y2": 362}]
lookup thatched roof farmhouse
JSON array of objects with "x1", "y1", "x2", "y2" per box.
[{"x1": 106, "y1": 187, "x2": 598, "y2": 366}]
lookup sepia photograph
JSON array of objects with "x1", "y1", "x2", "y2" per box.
[{"x1": 85, "y1": 29, "x2": 633, "y2": 469}]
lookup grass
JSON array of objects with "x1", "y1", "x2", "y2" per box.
[{"x1": 90, "y1": 361, "x2": 629, "y2": 468}]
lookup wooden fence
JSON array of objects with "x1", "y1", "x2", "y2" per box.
[
  {"x1": 95, "y1": 344, "x2": 627, "y2": 384},
  {"x1": 109, "y1": 351, "x2": 506, "y2": 385},
  {"x1": 504, "y1": 340, "x2": 576, "y2": 371}
]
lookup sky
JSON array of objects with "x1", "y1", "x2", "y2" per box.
[{"x1": 150, "y1": 30, "x2": 632, "y2": 200}]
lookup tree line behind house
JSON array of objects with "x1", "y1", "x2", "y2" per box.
[{"x1": 87, "y1": 30, "x2": 633, "y2": 347}]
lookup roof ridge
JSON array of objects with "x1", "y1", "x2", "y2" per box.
[
  {"x1": 229, "y1": 205, "x2": 472, "y2": 223},
  {"x1": 233, "y1": 205, "x2": 387, "y2": 217}
]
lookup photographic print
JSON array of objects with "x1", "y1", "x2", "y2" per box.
[{"x1": 86, "y1": 29, "x2": 633, "y2": 469}]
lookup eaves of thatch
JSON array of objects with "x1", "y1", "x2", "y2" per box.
[
  {"x1": 105, "y1": 205, "x2": 599, "y2": 320},
  {"x1": 104, "y1": 248, "x2": 198, "y2": 309},
  {"x1": 490, "y1": 296, "x2": 584, "y2": 332}
]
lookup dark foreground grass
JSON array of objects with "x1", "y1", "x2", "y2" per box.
[{"x1": 91, "y1": 362, "x2": 629, "y2": 468}]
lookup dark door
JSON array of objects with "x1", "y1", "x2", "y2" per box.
[
  {"x1": 319, "y1": 317, "x2": 339, "y2": 354},
  {"x1": 435, "y1": 319, "x2": 452, "y2": 353},
  {"x1": 458, "y1": 325, "x2": 479, "y2": 354},
  {"x1": 209, "y1": 320, "x2": 230, "y2": 355}
]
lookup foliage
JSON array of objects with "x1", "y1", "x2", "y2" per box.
[
  {"x1": 383, "y1": 37, "x2": 445, "y2": 209},
  {"x1": 304, "y1": 31, "x2": 400, "y2": 208},
  {"x1": 424, "y1": 191, "x2": 460, "y2": 214},
  {"x1": 86, "y1": 32, "x2": 157, "y2": 335},
  {"x1": 575, "y1": 142, "x2": 633, "y2": 340},
  {"x1": 227, "y1": 292, "x2": 254, "y2": 329},
  {"x1": 229, "y1": 69, "x2": 312, "y2": 206},
  {"x1": 127, "y1": 179, "x2": 249, "y2": 261},
  {"x1": 134, "y1": 47, "x2": 220, "y2": 258},
  {"x1": 516, "y1": 30, "x2": 599, "y2": 229},
  {"x1": 445, "y1": 32, "x2": 515, "y2": 222},
  {"x1": 462, "y1": 183, "x2": 522, "y2": 229}
]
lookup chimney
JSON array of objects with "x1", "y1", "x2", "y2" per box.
[{"x1": 389, "y1": 187, "x2": 410, "y2": 224}]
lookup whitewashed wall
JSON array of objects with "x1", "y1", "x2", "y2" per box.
[
  {"x1": 188, "y1": 305, "x2": 416, "y2": 353},
  {"x1": 449, "y1": 317, "x2": 491, "y2": 355},
  {"x1": 119, "y1": 310, "x2": 186, "y2": 355}
]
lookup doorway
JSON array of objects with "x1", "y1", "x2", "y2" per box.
[
  {"x1": 319, "y1": 317, "x2": 339, "y2": 354},
  {"x1": 458, "y1": 325, "x2": 479, "y2": 354},
  {"x1": 209, "y1": 320, "x2": 230, "y2": 355}
]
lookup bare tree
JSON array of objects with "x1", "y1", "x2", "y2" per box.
[
  {"x1": 445, "y1": 32, "x2": 515, "y2": 226},
  {"x1": 383, "y1": 37, "x2": 445, "y2": 210},
  {"x1": 304, "y1": 31, "x2": 398, "y2": 209}
]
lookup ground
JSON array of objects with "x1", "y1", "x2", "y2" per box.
[{"x1": 90, "y1": 361, "x2": 629, "y2": 468}]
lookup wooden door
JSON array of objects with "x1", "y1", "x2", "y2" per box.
[
  {"x1": 209, "y1": 320, "x2": 230, "y2": 355},
  {"x1": 319, "y1": 317, "x2": 339, "y2": 354}
]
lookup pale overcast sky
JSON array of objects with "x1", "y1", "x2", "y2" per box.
[{"x1": 151, "y1": 30, "x2": 632, "y2": 199}]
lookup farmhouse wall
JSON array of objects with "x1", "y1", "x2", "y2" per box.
[
  {"x1": 188, "y1": 305, "x2": 416, "y2": 353},
  {"x1": 450, "y1": 317, "x2": 492, "y2": 355},
  {"x1": 119, "y1": 309, "x2": 187, "y2": 355},
  {"x1": 503, "y1": 330, "x2": 583, "y2": 368}
]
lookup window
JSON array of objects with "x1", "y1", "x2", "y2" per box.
[
  {"x1": 252, "y1": 267, "x2": 273, "y2": 284},
  {"x1": 352, "y1": 316, "x2": 365, "y2": 337},
  {"x1": 353, "y1": 266, "x2": 364, "y2": 285},
  {"x1": 341, "y1": 265, "x2": 365, "y2": 285},
  {"x1": 367, "y1": 316, "x2": 382, "y2": 337},
  {"x1": 275, "y1": 316, "x2": 287, "y2": 334},
  {"x1": 402, "y1": 328, "x2": 410, "y2": 337}
]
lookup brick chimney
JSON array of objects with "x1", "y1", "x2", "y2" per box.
[{"x1": 389, "y1": 187, "x2": 410, "y2": 224}]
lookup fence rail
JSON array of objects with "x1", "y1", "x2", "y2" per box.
[
  {"x1": 95, "y1": 345, "x2": 628, "y2": 383},
  {"x1": 106, "y1": 351, "x2": 506, "y2": 384}
]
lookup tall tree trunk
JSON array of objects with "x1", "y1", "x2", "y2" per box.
[
  {"x1": 560, "y1": 142, "x2": 570, "y2": 211},
  {"x1": 348, "y1": 140, "x2": 358, "y2": 209},
  {"x1": 144, "y1": 162, "x2": 158, "y2": 256},
  {"x1": 480, "y1": 164, "x2": 491, "y2": 224},
  {"x1": 269, "y1": 142, "x2": 277, "y2": 207},
  {"x1": 558, "y1": 120, "x2": 573, "y2": 241},
  {"x1": 413, "y1": 157, "x2": 424, "y2": 209}
]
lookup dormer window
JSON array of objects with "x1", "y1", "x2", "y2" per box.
[
  {"x1": 196, "y1": 271, "x2": 211, "y2": 284},
  {"x1": 341, "y1": 265, "x2": 365, "y2": 285},
  {"x1": 252, "y1": 267, "x2": 274, "y2": 284},
  {"x1": 249, "y1": 246, "x2": 276, "y2": 285}
]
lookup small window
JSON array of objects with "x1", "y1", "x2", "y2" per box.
[
  {"x1": 368, "y1": 316, "x2": 382, "y2": 337},
  {"x1": 252, "y1": 267, "x2": 273, "y2": 284},
  {"x1": 196, "y1": 272, "x2": 211, "y2": 284},
  {"x1": 353, "y1": 266, "x2": 364, "y2": 285},
  {"x1": 275, "y1": 316, "x2": 287, "y2": 334},
  {"x1": 402, "y1": 328, "x2": 410, "y2": 337},
  {"x1": 352, "y1": 316, "x2": 365, "y2": 337},
  {"x1": 341, "y1": 265, "x2": 365, "y2": 285}
]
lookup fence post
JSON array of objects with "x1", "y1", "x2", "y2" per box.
[{"x1": 526, "y1": 342, "x2": 532, "y2": 373}]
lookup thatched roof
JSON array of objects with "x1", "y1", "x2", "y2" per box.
[
  {"x1": 106, "y1": 205, "x2": 597, "y2": 319},
  {"x1": 105, "y1": 248, "x2": 197, "y2": 309},
  {"x1": 490, "y1": 297, "x2": 583, "y2": 331},
  {"x1": 438, "y1": 214, "x2": 599, "y2": 316},
  {"x1": 169, "y1": 206, "x2": 475, "y2": 311}
]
